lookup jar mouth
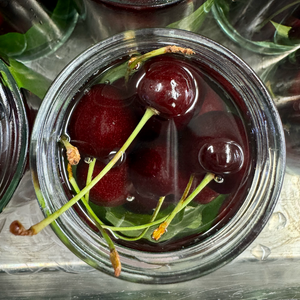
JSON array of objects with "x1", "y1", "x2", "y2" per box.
[
  {"x1": 212, "y1": 4, "x2": 300, "y2": 55},
  {"x1": 30, "y1": 28, "x2": 286, "y2": 283},
  {"x1": 0, "y1": 60, "x2": 29, "y2": 212},
  {"x1": 100, "y1": 0, "x2": 183, "y2": 9}
]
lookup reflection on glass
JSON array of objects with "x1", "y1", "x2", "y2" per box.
[
  {"x1": 213, "y1": 0, "x2": 300, "y2": 55},
  {"x1": 262, "y1": 49, "x2": 300, "y2": 174},
  {"x1": 0, "y1": 0, "x2": 78, "y2": 61},
  {"x1": 74, "y1": 0, "x2": 214, "y2": 41}
]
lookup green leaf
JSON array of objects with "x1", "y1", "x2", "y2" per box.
[
  {"x1": 270, "y1": 20, "x2": 291, "y2": 39},
  {"x1": 167, "y1": 0, "x2": 214, "y2": 32},
  {"x1": 0, "y1": 0, "x2": 76, "y2": 59},
  {"x1": 90, "y1": 193, "x2": 227, "y2": 243},
  {"x1": 7, "y1": 59, "x2": 51, "y2": 99},
  {"x1": 0, "y1": 33, "x2": 26, "y2": 58},
  {"x1": 199, "y1": 194, "x2": 227, "y2": 232}
]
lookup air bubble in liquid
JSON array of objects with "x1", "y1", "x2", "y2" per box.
[
  {"x1": 84, "y1": 157, "x2": 92, "y2": 164},
  {"x1": 126, "y1": 196, "x2": 135, "y2": 202},
  {"x1": 83, "y1": 88, "x2": 90, "y2": 95}
]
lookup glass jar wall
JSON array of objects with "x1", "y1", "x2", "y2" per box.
[{"x1": 29, "y1": 28, "x2": 285, "y2": 283}]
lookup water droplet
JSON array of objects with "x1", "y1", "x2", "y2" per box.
[
  {"x1": 104, "y1": 80, "x2": 110, "y2": 84},
  {"x1": 134, "y1": 62, "x2": 141, "y2": 70},
  {"x1": 251, "y1": 244, "x2": 271, "y2": 260},
  {"x1": 268, "y1": 212, "x2": 287, "y2": 230},
  {"x1": 126, "y1": 196, "x2": 135, "y2": 202},
  {"x1": 84, "y1": 157, "x2": 92, "y2": 164},
  {"x1": 107, "y1": 150, "x2": 125, "y2": 167},
  {"x1": 83, "y1": 88, "x2": 90, "y2": 95},
  {"x1": 214, "y1": 175, "x2": 224, "y2": 184}
]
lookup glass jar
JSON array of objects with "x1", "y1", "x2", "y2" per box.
[
  {"x1": 0, "y1": 59, "x2": 29, "y2": 212},
  {"x1": 0, "y1": 0, "x2": 78, "y2": 61},
  {"x1": 74, "y1": 0, "x2": 214, "y2": 41},
  {"x1": 30, "y1": 28, "x2": 285, "y2": 283},
  {"x1": 261, "y1": 49, "x2": 300, "y2": 175},
  {"x1": 213, "y1": 0, "x2": 300, "y2": 55}
]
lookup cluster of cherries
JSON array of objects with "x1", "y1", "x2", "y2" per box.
[
  {"x1": 9, "y1": 47, "x2": 251, "y2": 277},
  {"x1": 68, "y1": 52, "x2": 249, "y2": 215}
]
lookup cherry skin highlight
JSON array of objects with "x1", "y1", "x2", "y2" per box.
[{"x1": 136, "y1": 57, "x2": 198, "y2": 119}]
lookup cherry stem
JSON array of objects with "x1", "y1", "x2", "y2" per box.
[
  {"x1": 10, "y1": 107, "x2": 158, "y2": 236},
  {"x1": 85, "y1": 158, "x2": 96, "y2": 203},
  {"x1": 152, "y1": 172, "x2": 215, "y2": 241},
  {"x1": 59, "y1": 135, "x2": 80, "y2": 166},
  {"x1": 125, "y1": 45, "x2": 195, "y2": 82},
  {"x1": 101, "y1": 173, "x2": 215, "y2": 233},
  {"x1": 101, "y1": 217, "x2": 167, "y2": 232},
  {"x1": 67, "y1": 163, "x2": 121, "y2": 277},
  {"x1": 114, "y1": 196, "x2": 166, "y2": 242},
  {"x1": 76, "y1": 156, "x2": 165, "y2": 242}
]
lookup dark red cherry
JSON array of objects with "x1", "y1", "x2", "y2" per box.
[
  {"x1": 129, "y1": 141, "x2": 176, "y2": 198},
  {"x1": 136, "y1": 57, "x2": 198, "y2": 118},
  {"x1": 181, "y1": 111, "x2": 249, "y2": 194},
  {"x1": 198, "y1": 138, "x2": 244, "y2": 174},
  {"x1": 124, "y1": 191, "x2": 175, "y2": 214},
  {"x1": 69, "y1": 84, "x2": 138, "y2": 158},
  {"x1": 198, "y1": 85, "x2": 227, "y2": 116},
  {"x1": 129, "y1": 121, "x2": 178, "y2": 198},
  {"x1": 76, "y1": 158, "x2": 133, "y2": 207}
]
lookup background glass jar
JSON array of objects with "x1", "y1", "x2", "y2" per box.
[
  {"x1": 0, "y1": 0, "x2": 78, "y2": 61},
  {"x1": 0, "y1": 59, "x2": 29, "y2": 212},
  {"x1": 74, "y1": 0, "x2": 214, "y2": 41},
  {"x1": 30, "y1": 28, "x2": 285, "y2": 283},
  {"x1": 261, "y1": 49, "x2": 300, "y2": 175},
  {"x1": 213, "y1": 0, "x2": 300, "y2": 55}
]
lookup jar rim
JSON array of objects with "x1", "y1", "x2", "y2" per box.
[
  {"x1": 212, "y1": 3, "x2": 300, "y2": 55},
  {"x1": 30, "y1": 28, "x2": 286, "y2": 283},
  {"x1": 0, "y1": 59, "x2": 29, "y2": 212},
  {"x1": 100, "y1": 0, "x2": 183, "y2": 8}
]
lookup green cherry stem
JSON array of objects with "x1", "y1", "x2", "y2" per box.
[
  {"x1": 125, "y1": 45, "x2": 195, "y2": 82},
  {"x1": 85, "y1": 157, "x2": 96, "y2": 203},
  {"x1": 67, "y1": 163, "x2": 121, "y2": 277},
  {"x1": 70, "y1": 158, "x2": 164, "y2": 243},
  {"x1": 60, "y1": 135, "x2": 81, "y2": 166},
  {"x1": 114, "y1": 196, "x2": 166, "y2": 242},
  {"x1": 101, "y1": 173, "x2": 215, "y2": 233},
  {"x1": 152, "y1": 172, "x2": 215, "y2": 240},
  {"x1": 10, "y1": 107, "x2": 158, "y2": 237}
]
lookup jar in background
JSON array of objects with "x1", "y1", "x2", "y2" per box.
[
  {"x1": 0, "y1": 0, "x2": 78, "y2": 61},
  {"x1": 262, "y1": 49, "x2": 300, "y2": 175},
  {"x1": 0, "y1": 59, "x2": 29, "y2": 212},
  {"x1": 213, "y1": 0, "x2": 300, "y2": 55},
  {"x1": 74, "y1": 0, "x2": 214, "y2": 41},
  {"x1": 30, "y1": 28, "x2": 285, "y2": 283}
]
